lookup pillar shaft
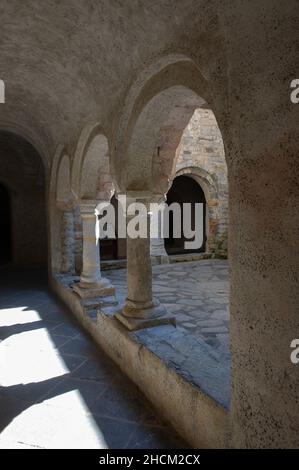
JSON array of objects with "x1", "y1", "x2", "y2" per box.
[
  {"x1": 115, "y1": 192, "x2": 174, "y2": 330},
  {"x1": 126, "y1": 209, "x2": 154, "y2": 309},
  {"x1": 61, "y1": 210, "x2": 75, "y2": 273},
  {"x1": 73, "y1": 200, "x2": 114, "y2": 298},
  {"x1": 150, "y1": 194, "x2": 169, "y2": 264},
  {"x1": 79, "y1": 202, "x2": 102, "y2": 287}
]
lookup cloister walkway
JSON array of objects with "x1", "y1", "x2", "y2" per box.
[{"x1": 0, "y1": 268, "x2": 185, "y2": 449}]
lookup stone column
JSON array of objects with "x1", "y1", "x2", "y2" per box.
[
  {"x1": 115, "y1": 192, "x2": 174, "y2": 330},
  {"x1": 60, "y1": 209, "x2": 75, "y2": 273},
  {"x1": 73, "y1": 204, "x2": 83, "y2": 275},
  {"x1": 73, "y1": 200, "x2": 114, "y2": 299},
  {"x1": 150, "y1": 194, "x2": 169, "y2": 265}
]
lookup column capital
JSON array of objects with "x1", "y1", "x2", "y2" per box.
[
  {"x1": 124, "y1": 191, "x2": 154, "y2": 205},
  {"x1": 151, "y1": 193, "x2": 167, "y2": 204},
  {"x1": 56, "y1": 197, "x2": 76, "y2": 212},
  {"x1": 78, "y1": 199, "x2": 98, "y2": 215}
]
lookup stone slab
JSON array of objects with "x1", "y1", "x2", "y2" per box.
[
  {"x1": 115, "y1": 310, "x2": 176, "y2": 331},
  {"x1": 73, "y1": 283, "x2": 115, "y2": 299}
]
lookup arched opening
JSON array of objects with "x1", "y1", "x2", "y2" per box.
[
  {"x1": 100, "y1": 194, "x2": 120, "y2": 260},
  {"x1": 70, "y1": 126, "x2": 115, "y2": 273},
  {"x1": 0, "y1": 131, "x2": 47, "y2": 269},
  {"x1": 0, "y1": 183, "x2": 12, "y2": 265},
  {"x1": 165, "y1": 174, "x2": 206, "y2": 255},
  {"x1": 107, "y1": 63, "x2": 230, "y2": 440}
]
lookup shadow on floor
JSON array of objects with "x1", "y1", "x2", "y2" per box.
[{"x1": 0, "y1": 266, "x2": 187, "y2": 449}]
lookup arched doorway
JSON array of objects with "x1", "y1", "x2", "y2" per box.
[
  {"x1": 0, "y1": 131, "x2": 47, "y2": 268},
  {"x1": 0, "y1": 183, "x2": 12, "y2": 265},
  {"x1": 165, "y1": 174, "x2": 206, "y2": 254},
  {"x1": 100, "y1": 194, "x2": 119, "y2": 260}
]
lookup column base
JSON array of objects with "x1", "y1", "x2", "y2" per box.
[
  {"x1": 73, "y1": 277, "x2": 115, "y2": 299},
  {"x1": 151, "y1": 254, "x2": 170, "y2": 266},
  {"x1": 115, "y1": 301, "x2": 175, "y2": 331}
]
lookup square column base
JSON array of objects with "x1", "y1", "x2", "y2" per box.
[
  {"x1": 115, "y1": 308, "x2": 175, "y2": 331},
  {"x1": 73, "y1": 283, "x2": 115, "y2": 299}
]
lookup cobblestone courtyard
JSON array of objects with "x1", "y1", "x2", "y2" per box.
[{"x1": 106, "y1": 259, "x2": 230, "y2": 358}]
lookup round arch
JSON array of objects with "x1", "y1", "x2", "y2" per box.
[
  {"x1": 71, "y1": 123, "x2": 114, "y2": 201},
  {"x1": 112, "y1": 55, "x2": 212, "y2": 193},
  {"x1": 49, "y1": 145, "x2": 72, "y2": 205},
  {"x1": 0, "y1": 120, "x2": 50, "y2": 178},
  {"x1": 173, "y1": 167, "x2": 219, "y2": 253},
  {"x1": 174, "y1": 166, "x2": 218, "y2": 201},
  {"x1": 165, "y1": 174, "x2": 207, "y2": 255},
  {"x1": 49, "y1": 145, "x2": 73, "y2": 274}
]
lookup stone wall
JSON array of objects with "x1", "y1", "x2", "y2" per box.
[{"x1": 174, "y1": 107, "x2": 228, "y2": 257}]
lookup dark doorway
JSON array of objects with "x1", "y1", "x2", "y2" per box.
[
  {"x1": 0, "y1": 183, "x2": 12, "y2": 265},
  {"x1": 165, "y1": 174, "x2": 206, "y2": 255},
  {"x1": 0, "y1": 131, "x2": 47, "y2": 267},
  {"x1": 99, "y1": 194, "x2": 119, "y2": 260}
]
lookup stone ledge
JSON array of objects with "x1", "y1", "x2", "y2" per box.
[
  {"x1": 169, "y1": 252, "x2": 213, "y2": 263},
  {"x1": 73, "y1": 282, "x2": 115, "y2": 299},
  {"x1": 50, "y1": 274, "x2": 229, "y2": 448},
  {"x1": 132, "y1": 325, "x2": 231, "y2": 410},
  {"x1": 100, "y1": 252, "x2": 228, "y2": 271},
  {"x1": 115, "y1": 310, "x2": 176, "y2": 331}
]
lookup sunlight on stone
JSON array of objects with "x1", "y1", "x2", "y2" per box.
[
  {"x1": 0, "y1": 328, "x2": 70, "y2": 386},
  {"x1": 42, "y1": 389, "x2": 92, "y2": 414},
  {"x1": 0, "y1": 402, "x2": 108, "y2": 449},
  {"x1": 0, "y1": 307, "x2": 42, "y2": 326}
]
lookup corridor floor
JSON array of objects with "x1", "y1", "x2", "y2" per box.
[{"x1": 0, "y1": 268, "x2": 185, "y2": 449}]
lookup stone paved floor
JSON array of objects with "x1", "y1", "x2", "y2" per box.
[
  {"x1": 0, "y1": 268, "x2": 186, "y2": 449},
  {"x1": 106, "y1": 259, "x2": 230, "y2": 357}
]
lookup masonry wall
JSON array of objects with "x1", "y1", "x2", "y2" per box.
[{"x1": 175, "y1": 108, "x2": 228, "y2": 256}]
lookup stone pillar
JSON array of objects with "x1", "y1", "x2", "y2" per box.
[
  {"x1": 115, "y1": 192, "x2": 174, "y2": 330},
  {"x1": 73, "y1": 200, "x2": 114, "y2": 299},
  {"x1": 150, "y1": 194, "x2": 169, "y2": 265},
  {"x1": 60, "y1": 209, "x2": 75, "y2": 273},
  {"x1": 73, "y1": 204, "x2": 83, "y2": 275}
]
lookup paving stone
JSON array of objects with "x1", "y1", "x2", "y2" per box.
[
  {"x1": 182, "y1": 322, "x2": 195, "y2": 328},
  {"x1": 90, "y1": 415, "x2": 138, "y2": 449},
  {"x1": 59, "y1": 336, "x2": 99, "y2": 358},
  {"x1": 90, "y1": 379, "x2": 145, "y2": 423},
  {"x1": 196, "y1": 320, "x2": 224, "y2": 327},
  {"x1": 127, "y1": 424, "x2": 185, "y2": 449},
  {"x1": 42, "y1": 377, "x2": 108, "y2": 410},
  {"x1": 200, "y1": 326, "x2": 228, "y2": 334},
  {"x1": 72, "y1": 357, "x2": 115, "y2": 383},
  {"x1": 0, "y1": 270, "x2": 185, "y2": 448},
  {"x1": 210, "y1": 310, "x2": 229, "y2": 320},
  {"x1": 176, "y1": 314, "x2": 193, "y2": 322}
]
